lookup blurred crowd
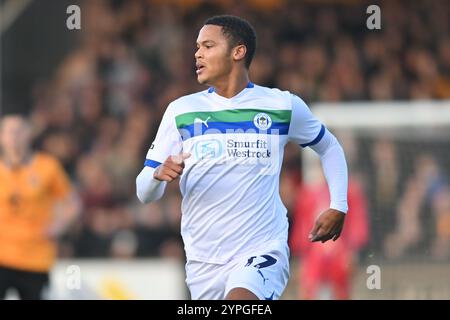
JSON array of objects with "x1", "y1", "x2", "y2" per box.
[{"x1": 22, "y1": 0, "x2": 450, "y2": 260}]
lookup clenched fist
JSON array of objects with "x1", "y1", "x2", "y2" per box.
[
  {"x1": 153, "y1": 152, "x2": 191, "y2": 182},
  {"x1": 309, "y1": 209, "x2": 346, "y2": 243}
]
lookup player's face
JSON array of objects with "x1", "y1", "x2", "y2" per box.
[
  {"x1": 195, "y1": 25, "x2": 233, "y2": 85},
  {"x1": 0, "y1": 116, "x2": 31, "y2": 154}
]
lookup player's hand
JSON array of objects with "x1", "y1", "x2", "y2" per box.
[
  {"x1": 153, "y1": 152, "x2": 191, "y2": 182},
  {"x1": 309, "y1": 208, "x2": 346, "y2": 243}
]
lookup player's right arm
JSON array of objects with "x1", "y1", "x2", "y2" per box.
[{"x1": 136, "y1": 105, "x2": 184, "y2": 203}]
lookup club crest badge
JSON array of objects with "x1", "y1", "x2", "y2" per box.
[{"x1": 253, "y1": 113, "x2": 272, "y2": 130}]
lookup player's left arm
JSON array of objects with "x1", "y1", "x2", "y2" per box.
[
  {"x1": 46, "y1": 159, "x2": 82, "y2": 239},
  {"x1": 289, "y1": 94, "x2": 348, "y2": 243},
  {"x1": 47, "y1": 190, "x2": 82, "y2": 239},
  {"x1": 308, "y1": 132, "x2": 347, "y2": 243}
]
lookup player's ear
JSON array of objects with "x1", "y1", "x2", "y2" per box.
[{"x1": 232, "y1": 44, "x2": 247, "y2": 63}]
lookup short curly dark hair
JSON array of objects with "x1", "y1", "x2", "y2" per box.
[{"x1": 204, "y1": 15, "x2": 256, "y2": 69}]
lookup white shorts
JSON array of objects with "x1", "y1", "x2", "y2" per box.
[{"x1": 185, "y1": 241, "x2": 290, "y2": 300}]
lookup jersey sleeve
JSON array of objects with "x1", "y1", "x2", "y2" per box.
[
  {"x1": 137, "y1": 104, "x2": 182, "y2": 204},
  {"x1": 288, "y1": 94, "x2": 325, "y2": 147},
  {"x1": 144, "y1": 104, "x2": 182, "y2": 168}
]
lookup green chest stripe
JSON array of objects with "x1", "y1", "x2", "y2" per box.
[{"x1": 175, "y1": 109, "x2": 291, "y2": 129}]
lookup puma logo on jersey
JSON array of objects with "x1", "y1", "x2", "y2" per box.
[
  {"x1": 194, "y1": 116, "x2": 211, "y2": 128},
  {"x1": 257, "y1": 270, "x2": 269, "y2": 285}
]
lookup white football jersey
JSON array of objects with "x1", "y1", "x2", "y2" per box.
[{"x1": 144, "y1": 83, "x2": 324, "y2": 264}]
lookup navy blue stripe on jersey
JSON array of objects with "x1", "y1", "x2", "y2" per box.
[
  {"x1": 144, "y1": 159, "x2": 162, "y2": 168},
  {"x1": 178, "y1": 121, "x2": 290, "y2": 141},
  {"x1": 300, "y1": 124, "x2": 325, "y2": 147}
]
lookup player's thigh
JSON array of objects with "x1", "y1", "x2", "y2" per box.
[
  {"x1": 225, "y1": 249, "x2": 289, "y2": 300},
  {"x1": 0, "y1": 266, "x2": 13, "y2": 299},
  {"x1": 15, "y1": 270, "x2": 49, "y2": 300},
  {"x1": 185, "y1": 260, "x2": 227, "y2": 300}
]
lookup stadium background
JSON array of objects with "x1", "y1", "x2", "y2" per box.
[{"x1": 1, "y1": 0, "x2": 450, "y2": 299}]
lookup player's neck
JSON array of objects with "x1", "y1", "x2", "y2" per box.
[
  {"x1": 212, "y1": 69, "x2": 250, "y2": 99},
  {"x1": 2, "y1": 149, "x2": 32, "y2": 168}
]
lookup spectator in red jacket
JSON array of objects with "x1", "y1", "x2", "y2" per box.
[{"x1": 290, "y1": 159, "x2": 369, "y2": 299}]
